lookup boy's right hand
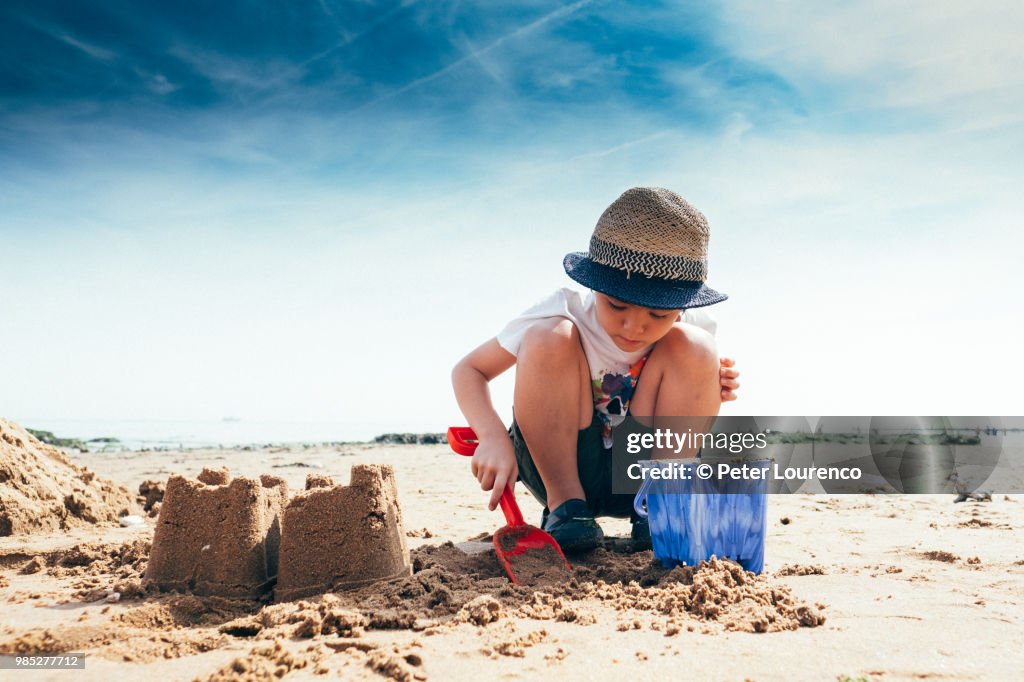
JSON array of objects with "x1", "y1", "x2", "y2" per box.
[{"x1": 469, "y1": 436, "x2": 519, "y2": 512}]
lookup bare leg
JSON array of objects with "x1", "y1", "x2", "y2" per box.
[
  {"x1": 513, "y1": 318, "x2": 593, "y2": 511},
  {"x1": 630, "y1": 324, "x2": 721, "y2": 458}
]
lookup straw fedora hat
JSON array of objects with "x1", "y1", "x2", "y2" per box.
[{"x1": 563, "y1": 187, "x2": 727, "y2": 309}]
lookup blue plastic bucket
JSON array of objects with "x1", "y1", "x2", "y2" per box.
[{"x1": 633, "y1": 459, "x2": 769, "y2": 573}]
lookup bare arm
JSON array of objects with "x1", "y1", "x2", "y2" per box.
[
  {"x1": 452, "y1": 337, "x2": 515, "y2": 439},
  {"x1": 451, "y1": 338, "x2": 518, "y2": 510}
]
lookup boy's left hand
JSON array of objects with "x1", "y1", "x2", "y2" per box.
[{"x1": 720, "y1": 357, "x2": 740, "y2": 402}]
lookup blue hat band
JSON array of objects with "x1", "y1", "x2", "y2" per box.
[{"x1": 589, "y1": 235, "x2": 707, "y2": 282}]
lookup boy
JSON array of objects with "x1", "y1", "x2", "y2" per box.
[{"x1": 451, "y1": 187, "x2": 738, "y2": 551}]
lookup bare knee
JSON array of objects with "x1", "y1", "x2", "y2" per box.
[
  {"x1": 654, "y1": 324, "x2": 719, "y2": 378},
  {"x1": 518, "y1": 318, "x2": 584, "y2": 366},
  {"x1": 516, "y1": 319, "x2": 591, "y2": 428}
]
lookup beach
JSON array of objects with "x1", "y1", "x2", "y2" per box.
[
  {"x1": 2, "y1": 422, "x2": 1023, "y2": 681},
  {"x1": 5, "y1": 2, "x2": 1022, "y2": 680}
]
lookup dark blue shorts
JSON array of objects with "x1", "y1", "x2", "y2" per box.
[{"x1": 509, "y1": 409, "x2": 635, "y2": 519}]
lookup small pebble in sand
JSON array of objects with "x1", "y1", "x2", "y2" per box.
[
  {"x1": 922, "y1": 550, "x2": 959, "y2": 563},
  {"x1": 780, "y1": 517, "x2": 792, "y2": 525},
  {"x1": 776, "y1": 564, "x2": 825, "y2": 577},
  {"x1": 492, "y1": 628, "x2": 549, "y2": 657},
  {"x1": 406, "y1": 528, "x2": 435, "y2": 538},
  {"x1": 458, "y1": 595, "x2": 503, "y2": 626},
  {"x1": 957, "y1": 518, "x2": 993, "y2": 528}
]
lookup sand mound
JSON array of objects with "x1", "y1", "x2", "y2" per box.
[
  {"x1": 317, "y1": 542, "x2": 825, "y2": 635},
  {"x1": 204, "y1": 638, "x2": 314, "y2": 681},
  {"x1": 0, "y1": 536, "x2": 827, "y2": 671},
  {"x1": 0, "y1": 604, "x2": 235, "y2": 663},
  {"x1": 137, "y1": 480, "x2": 164, "y2": 517},
  {"x1": 573, "y1": 557, "x2": 826, "y2": 633},
  {"x1": 0, "y1": 418, "x2": 137, "y2": 536}
]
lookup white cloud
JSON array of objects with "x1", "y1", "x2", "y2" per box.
[
  {"x1": 717, "y1": 0, "x2": 1024, "y2": 123},
  {"x1": 57, "y1": 32, "x2": 117, "y2": 62},
  {"x1": 4, "y1": 2, "x2": 1022, "y2": 432}
]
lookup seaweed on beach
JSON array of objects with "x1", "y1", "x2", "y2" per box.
[
  {"x1": 25, "y1": 429, "x2": 89, "y2": 452},
  {"x1": 374, "y1": 433, "x2": 448, "y2": 445}
]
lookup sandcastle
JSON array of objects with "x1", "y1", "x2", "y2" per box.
[
  {"x1": 275, "y1": 464, "x2": 411, "y2": 601},
  {"x1": 144, "y1": 464, "x2": 410, "y2": 601},
  {"x1": 144, "y1": 468, "x2": 289, "y2": 598}
]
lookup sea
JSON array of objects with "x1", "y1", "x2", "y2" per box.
[{"x1": 11, "y1": 417, "x2": 435, "y2": 451}]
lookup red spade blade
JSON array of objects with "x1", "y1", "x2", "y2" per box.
[
  {"x1": 447, "y1": 426, "x2": 573, "y2": 585},
  {"x1": 493, "y1": 524, "x2": 572, "y2": 586}
]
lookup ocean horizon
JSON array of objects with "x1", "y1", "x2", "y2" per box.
[{"x1": 10, "y1": 417, "x2": 443, "y2": 451}]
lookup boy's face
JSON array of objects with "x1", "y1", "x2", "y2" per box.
[{"x1": 593, "y1": 292, "x2": 682, "y2": 352}]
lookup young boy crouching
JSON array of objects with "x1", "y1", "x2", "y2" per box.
[{"x1": 452, "y1": 187, "x2": 739, "y2": 551}]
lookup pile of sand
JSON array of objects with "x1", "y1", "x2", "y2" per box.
[
  {"x1": 0, "y1": 593, "x2": 242, "y2": 663},
  {"x1": 573, "y1": 557, "x2": 826, "y2": 633},
  {"x1": 257, "y1": 542, "x2": 824, "y2": 635},
  {"x1": 0, "y1": 538, "x2": 826, "y2": 664},
  {"x1": 9, "y1": 539, "x2": 153, "y2": 603},
  {"x1": 494, "y1": 530, "x2": 572, "y2": 586},
  {"x1": 0, "y1": 419, "x2": 137, "y2": 536},
  {"x1": 332, "y1": 543, "x2": 826, "y2": 635},
  {"x1": 137, "y1": 479, "x2": 164, "y2": 517}
]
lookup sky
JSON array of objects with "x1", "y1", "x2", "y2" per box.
[{"x1": 1, "y1": 1, "x2": 1022, "y2": 440}]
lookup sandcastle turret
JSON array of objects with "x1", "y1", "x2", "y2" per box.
[
  {"x1": 275, "y1": 464, "x2": 410, "y2": 601},
  {"x1": 144, "y1": 468, "x2": 288, "y2": 598}
]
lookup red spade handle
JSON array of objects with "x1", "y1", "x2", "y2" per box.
[{"x1": 447, "y1": 426, "x2": 525, "y2": 526}]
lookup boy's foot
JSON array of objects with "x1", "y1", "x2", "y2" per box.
[
  {"x1": 542, "y1": 499, "x2": 604, "y2": 551},
  {"x1": 629, "y1": 499, "x2": 652, "y2": 551},
  {"x1": 630, "y1": 515, "x2": 652, "y2": 551}
]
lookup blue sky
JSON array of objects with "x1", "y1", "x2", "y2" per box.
[{"x1": 2, "y1": 1, "x2": 1021, "y2": 438}]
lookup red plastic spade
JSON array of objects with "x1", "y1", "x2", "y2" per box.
[{"x1": 447, "y1": 426, "x2": 572, "y2": 585}]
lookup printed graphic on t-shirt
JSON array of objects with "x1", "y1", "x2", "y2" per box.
[{"x1": 592, "y1": 354, "x2": 648, "y2": 447}]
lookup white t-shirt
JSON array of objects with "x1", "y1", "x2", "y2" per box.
[{"x1": 496, "y1": 287, "x2": 717, "y2": 446}]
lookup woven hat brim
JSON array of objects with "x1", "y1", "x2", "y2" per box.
[{"x1": 563, "y1": 252, "x2": 727, "y2": 309}]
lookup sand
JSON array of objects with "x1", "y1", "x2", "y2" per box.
[
  {"x1": 144, "y1": 469, "x2": 288, "y2": 598},
  {"x1": 0, "y1": 419, "x2": 137, "y2": 535},
  {"x1": 137, "y1": 479, "x2": 165, "y2": 517},
  {"x1": 493, "y1": 528, "x2": 572, "y2": 587},
  {"x1": 0, "y1": 540, "x2": 820, "y2": 662},
  {"x1": 276, "y1": 466, "x2": 411, "y2": 600},
  {"x1": 2, "y1": 432, "x2": 1024, "y2": 680}
]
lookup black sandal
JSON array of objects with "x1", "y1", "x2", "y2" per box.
[{"x1": 542, "y1": 498, "x2": 604, "y2": 551}]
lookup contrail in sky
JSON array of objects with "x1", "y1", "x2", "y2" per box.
[{"x1": 352, "y1": 0, "x2": 596, "y2": 111}]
